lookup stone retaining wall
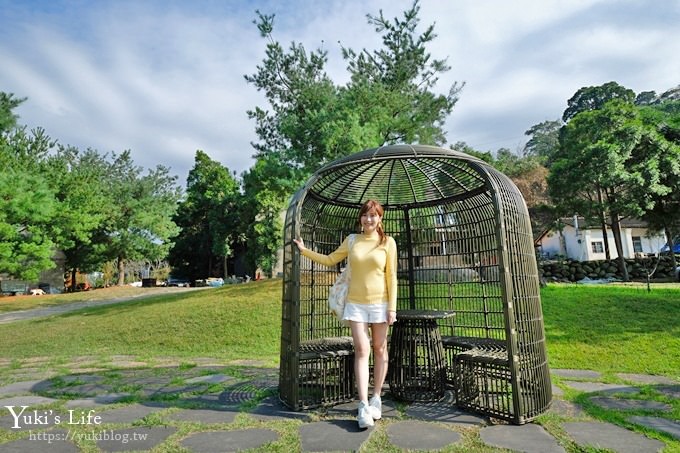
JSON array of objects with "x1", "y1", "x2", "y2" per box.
[{"x1": 539, "y1": 255, "x2": 677, "y2": 282}]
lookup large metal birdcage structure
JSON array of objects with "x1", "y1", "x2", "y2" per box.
[{"x1": 278, "y1": 144, "x2": 551, "y2": 424}]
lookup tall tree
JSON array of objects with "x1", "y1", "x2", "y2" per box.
[
  {"x1": 550, "y1": 99, "x2": 671, "y2": 280},
  {"x1": 243, "y1": 0, "x2": 462, "y2": 271},
  {"x1": 559, "y1": 82, "x2": 637, "y2": 260},
  {"x1": 637, "y1": 100, "x2": 680, "y2": 269},
  {"x1": 562, "y1": 81, "x2": 635, "y2": 123},
  {"x1": 0, "y1": 92, "x2": 26, "y2": 134},
  {"x1": 46, "y1": 146, "x2": 112, "y2": 290},
  {"x1": 240, "y1": 153, "x2": 299, "y2": 275},
  {"x1": 101, "y1": 151, "x2": 181, "y2": 285},
  {"x1": 169, "y1": 151, "x2": 240, "y2": 281},
  {"x1": 0, "y1": 169, "x2": 57, "y2": 280},
  {"x1": 341, "y1": 0, "x2": 463, "y2": 147},
  {"x1": 0, "y1": 104, "x2": 59, "y2": 280},
  {"x1": 523, "y1": 119, "x2": 562, "y2": 167}
]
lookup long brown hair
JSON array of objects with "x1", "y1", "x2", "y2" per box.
[{"x1": 358, "y1": 199, "x2": 386, "y2": 245}]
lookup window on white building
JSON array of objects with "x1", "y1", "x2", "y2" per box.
[
  {"x1": 591, "y1": 241, "x2": 604, "y2": 253},
  {"x1": 632, "y1": 236, "x2": 643, "y2": 253}
]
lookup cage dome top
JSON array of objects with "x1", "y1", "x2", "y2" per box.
[{"x1": 305, "y1": 144, "x2": 489, "y2": 209}]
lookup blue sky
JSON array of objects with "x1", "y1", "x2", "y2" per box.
[{"x1": 1, "y1": 0, "x2": 678, "y2": 183}]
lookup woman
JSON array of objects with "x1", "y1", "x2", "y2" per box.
[{"x1": 293, "y1": 199, "x2": 397, "y2": 429}]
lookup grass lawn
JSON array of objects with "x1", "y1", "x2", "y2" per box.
[
  {"x1": 0, "y1": 279, "x2": 678, "y2": 452},
  {"x1": 1, "y1": 279, "x2": 678, "y2": 379},
  {"x1": 0, "y1": 279, "x2": 282, "y2": 365},
  {"x1": 542, "y1": 283, "x2": 680, "y2": 379}
]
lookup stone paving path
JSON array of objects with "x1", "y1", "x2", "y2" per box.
[{"x1": 0, "y1": 362, "x2": 678, "y2": 452}]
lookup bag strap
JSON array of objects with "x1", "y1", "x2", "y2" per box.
[{"x1": 346, "y1": 234, "x2": 356, "y2": 277}]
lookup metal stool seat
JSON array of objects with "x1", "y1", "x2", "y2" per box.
[
  {"x1": 295, "y1": 337, "x2": 355, "y2": 409},
  {"x1": 388, "y1": 310, "x2": 453, "y2": 402}
]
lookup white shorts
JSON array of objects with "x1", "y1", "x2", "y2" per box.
[{"x1": 343, "y1": 302, "x2": 388, "y2": 324}]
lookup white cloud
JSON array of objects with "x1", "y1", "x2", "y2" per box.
[{"x1": 1, "y1": 0, "x2": 678, "y2": 181}]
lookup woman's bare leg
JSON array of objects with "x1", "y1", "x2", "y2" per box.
[
  {"x1": 351, "y1": 321, "x2": 371, "y2": 402},
  {"x1": 370, "y1": 322, "x2": 389, "y2": 395}
]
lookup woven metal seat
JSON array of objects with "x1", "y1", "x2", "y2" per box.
[
  {"x1": 388, "y1": 310, "x2": 454, "y2": 402},
  {"x1": 293, "y1": 337, "x2": 355, "y2": 409},
  {"x1": 279, "y1": 145, "x2": 551, "y2": 422},
  {"x1": 441, "y1": 335, "x2": 506, "y2": 387}
]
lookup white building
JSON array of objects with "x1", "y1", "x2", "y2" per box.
[{"x1": 535, "y1": 217, "x2": 667, "y2": 261}]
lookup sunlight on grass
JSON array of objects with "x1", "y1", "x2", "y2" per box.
[
  {"x1": 0, "y1": 280, "x2": 282, "y2": 365},
  {"x1": 542, "y1": 284, "x2": 680, "y2": 378},
  {"x1": 0, "y1": 285, "x2": 194, "y2": 313}
]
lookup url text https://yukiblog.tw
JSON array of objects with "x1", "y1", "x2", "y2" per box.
[
  {"x1": 3, "y1": 405, "x2": 148, "y2": 444},
  {"x1": 29, "y1": 429, "x2": 149, "y2": 445}
]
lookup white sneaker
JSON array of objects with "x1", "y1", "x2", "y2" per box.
[
  {"x1": 368, "y1": 395, "x2": 382, "y2": 420},
  {"x1": 357, "y1": 401, "x2": 374, "y2": 429}
]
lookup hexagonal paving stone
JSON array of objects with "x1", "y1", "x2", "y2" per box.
[
  {"x1": 0, "y1": 395, "x2": 59, "y2": 407},
  {"x1": 387, "y1": 420, "x2": 462, "y2": 450},
  {"x1": 551, "y1": 369, "x2": 602, "y2": 379},
  {"x1": 616, "y1": 373, "x2": 677, "y2": 385},
  {"x1": 406, "y1": 403, "x2": 486, "y2": 426},
  {"x1": 562, "y1": 381, "x2": 639, "y2": 394},
  {"x1": 548, "y1": 399, "x2": 586, "y2": 418},
  {"x1": 404, "y1": 391, "x2": 486, "y2": 426},
  {"x1": 655, "y1": 385, "x2": 680, "y2": 399},
  {"x1": 185, "y1": 374, "x2": 234, "y2": 384},
  {"x1": 181, "y1": 429, "x2": 279, "y2": 452},
  {"x1": 563, "y1": 421, "x2": 665, "y2": 453},
  {"x1": 480, "y1": 424, "x2": 565, "y2": 453},
  {"x1": 64, "y1": 393, "x2": 132, "y2": 408},
  {"x1": 167, "y1": 408, "x2": 238, "y2": 424},
  {"x1": 590, "y1": 396, "x2": 672, "y2": 412},
  {"x1": 96, "y1": 426, "x2": 176, "y2": 452},
  {"x1": 249, "y1": 395, "x2": 312, "y2": 421},
  {"x1": 299, "y1": 420, "x2": 373, "y2": 452},
  {"x1": 97, "y1": 403, "x2": 165, "y2": 424},
  {"x1": 0, "y1": 429, "x2": 79, "y2": 452},
  {"x1": 628, "y1": 416, "x2": 680, "y2": 440},
  {"x1": 0, "y1": 380, "x2": 45, "y2": 396}
]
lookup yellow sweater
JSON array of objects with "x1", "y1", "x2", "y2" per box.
[{"x1": 301, "y1": 232, "x2": 398, "y2": 312}]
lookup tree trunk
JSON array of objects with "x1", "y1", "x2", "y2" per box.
[
  {"x1": 596, "y1": 189, "x2": 611, "y2": 260},
  {"x1": 70, "y1": 268, "x2": 77, "y2": 292},
  {"x1": 599, "y1": 217, "x2": 611, "y2": 260},
  {"x1": 610, "y1": 213, "x2": 629, "y2": 281},
  {"x1": 665, "y1": 226, "x2": 678, "y2": 269},
  {"x1": 117, "y1": 256, "x2": 125, "y2": 286}
]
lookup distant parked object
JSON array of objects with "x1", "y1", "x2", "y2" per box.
[
  {"x1": 206, "y1": 277, "x2": 224, "y2": 287},
  {"x1": 30, "y1": 288, "x2": 46, "y2": 296},
  {"x1": 194, "y1": 278, "x2": 224, "y2": 287},
  {"x1": 166, "y1": 277, "x2": 191, "y2": 287},
  {"x1": 660, "y1": 238, "x2": 680, "y2": 254}
]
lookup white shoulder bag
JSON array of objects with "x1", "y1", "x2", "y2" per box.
[{"x1": 327, "y1": 234, "x2": 355, "y2": 326}]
